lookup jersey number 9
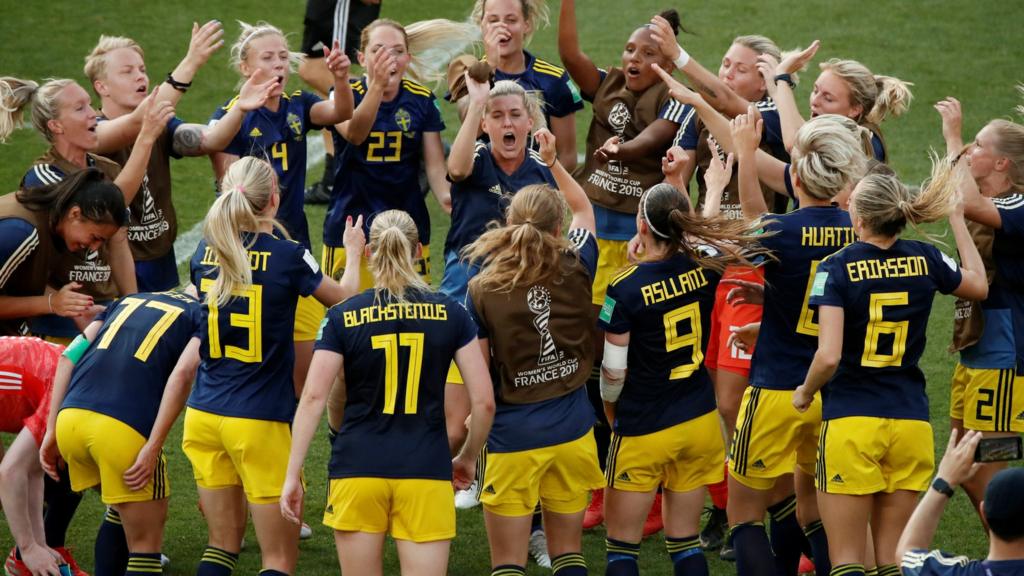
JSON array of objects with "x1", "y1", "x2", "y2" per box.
[
  {"x1": 664, "y1": 302, "x2": 704, "y2": 380},
  {"x1": 199, "y1": 279, "x2": 264, "y2": 363},
  {"x1": 372, "y1": 332, "x2": 424, "y2": 414}
]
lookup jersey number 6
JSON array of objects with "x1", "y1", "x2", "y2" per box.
[{"x1": 861, "y1": 291, "x2": 909, "y2": 368}]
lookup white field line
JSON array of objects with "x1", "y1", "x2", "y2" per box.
[{"x1": 174, "y1": 137, "x2": 328, "y2": 265}]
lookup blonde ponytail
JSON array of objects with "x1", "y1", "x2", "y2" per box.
[
  {"x1": 465, "y1": 184, "x2": 572, "y2": 293},
  {"x1": 367, "y1": 209, "x2": 429, "y2": 303},
  {"x1": 852, "y1": 153, "x2": 963, "y2": 240},
  {"x1": 0, "y1": 77, "x2": 75, "y2": 143},
  {"x1": 360, "y1": 19, "x2": 479, "y2": 87},
  {"x1": 819, "y1": 59, "x2": 913, "y2": 125},
  {"x1": 791, "y1": 114, "x2": 868, "y2": 201},
  {"x1": 202, "y1": 157, "x2": 284, "y2": 307}
]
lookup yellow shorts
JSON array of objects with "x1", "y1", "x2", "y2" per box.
[
  {"x1": 294, "y1": 295, "x2": 326, "y2": 342},
  {"x1": 322, "y1": 244, "x2": 432, "y2": 290},
  {"x1": 606, "y1": 410, "x2": 725, "y2": 493},
  {"x1": 56, "y1": 408, "x2": 169, "y2": 504},
  {"x1": 592, "y1": 238, "x2": 630, "y2": 306},
  {"x1": 480, "y1": 430, "x2": 604, "y2": 517},
  {"x1": 323, "y1": 477, "x2": 455, "y2": 542},
  {"x1": 730, "y1": 387, "x2": 821, "y2": 490},
  {"x1": 181, "y1": 407, "x2": 293, "y2": 504},
  {"x1": 817, "y1": 416, "x2": 933, "y2": 495},
  {"x1": 950, "y1": 364, "x2": 1024, "y2": 432}
]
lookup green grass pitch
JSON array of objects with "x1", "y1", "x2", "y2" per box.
[{"x1": 0, "y1": 0, "x2": 1020, "y2": 573}]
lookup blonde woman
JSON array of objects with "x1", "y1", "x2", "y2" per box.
[
  {"x1": 184, "y1": 157, "x2": 361, "y2": 575},
  {"x1": 282, "y1": 209, "x2": 495, "y2": 576},
  {"x1": 463, "y1": 145, "x2": 600, "y2": 575},
  {"x1": 936, "y1": 99, "x2": 1024, "y2": 524},
  {"x1": 794, "y1": 165, "x2": 988, "y2": 576}
]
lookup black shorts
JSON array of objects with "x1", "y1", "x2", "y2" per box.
[{"x1": 301, "y1": 0, "x2": 383, "y2": 60}]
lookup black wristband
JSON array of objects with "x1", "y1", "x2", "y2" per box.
[
  {"x1": 165, "y1": 73, "x2": 192, "y2": 93},
  {"x1": 773, "y1": 73, "x2": 796, "y2": 89},
  {"x1": 931, "y1": 477, "x2": 955, "y2": 498}
]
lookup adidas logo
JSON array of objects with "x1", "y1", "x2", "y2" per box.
[
  {"x1": 751, "y1": 459, "x2": 767, "y2": 470},
  {"x1": 1016, "y1": 411, "x2": 1024, "y2": 421},
  {"x1": 325, "y1": 505, "x2": 334, "y2": 514},
  {"x1": 249, "y1": 127, "x2": 263, "y2": 137},
  {"x1": 616, "y1": 472, "x2": 631, "y2": 482},
  {"x1": 483, "y1": 484, "x2": 496, "y2": 495},
  {"x1": 831, "y1": 474, "x2": 844, "y2": 484}
]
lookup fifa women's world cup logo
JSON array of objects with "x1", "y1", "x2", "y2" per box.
[{"x1": 527, "y1": 286, "x2": 560, "y2": 367}]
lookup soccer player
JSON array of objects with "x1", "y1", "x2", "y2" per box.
[
  {"x1": 0, "y1": 337, "x2": 74, "y2": 576},
  {"x1": 557, "y1": 0, "x2": 687, "y2": 533},
  {"x1": 183, "y1": 157, "x2": 361, "y2": 575},
  {"x1": 732, "y1": 114, "x2": 869, "y2": 575},
  {"x1": 935, "y1": 101, "x2": 1024, "y2": 521},
  {"x1": 765, "y1": 42, "x2": 912, "y2": 163},
  {"x1": 281, "y1": 209, "x2": 495, "y2": 576},
  {"x1": 462, "y1": 141, "x2": 600, "y2": 576},
  {"x1": 0, "y1": 168, "x2": 128, "y2": 338},
  {"x1": 794, "y1": 163, "x2": 988, "y2": 576},
  {"x1": 598, "y1": 182, "x2": 770, "y2": 576},
  {"x1": 208, "y1": 20, "x2": 354, "y2": 394},
  {"x1": 39, "y1": 290, "x2": 202, "y2": 576},
  {"x1": 466, "y1": 0, "x2": 581, "y2": 170},
  {"x1": 322, "y1": 17, "x2": 470, "y2": 289},
  {"x1": 82, "y1": 21, "x2": 243, "y2": 291}
]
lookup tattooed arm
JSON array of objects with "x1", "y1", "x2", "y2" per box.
[{"x1": 171, "y1": 123, "x2": 208, "y2": 157}]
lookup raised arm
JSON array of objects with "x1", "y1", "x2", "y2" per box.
[
  {"x1": 156, "y1": 20, "x2": 225, "y2": 108},
  {"x1": 336, "y1": 45, "x2": 394, "y2": 145},
  {"x1": 950, "y1": 191, "x2": 990, "y2": 302},
  {"x1": 731, "y1": 109, "x2": 770, "y2": 219},
  {"x1": 447, "y1": 73, "x2": 489, "y2": 182},
  {"x1": 309, "y1": 42, "x2": 354, "y2": 127},
  {"x1": 934, "y1": 97, "x2": 965, "y2": 158},
  {"x1": 113, "y1": 93, "x2": 176, "y2": 204},
  {"x1": 760, "y1": 41, "x2": 819, "y2": 153},
  {"x1": 558, "y1": 0, "x2": 602, "y2": 99},
  {"x1": 701, "y1": 149, "x2": 734, "y2": 219},
  {"x1": 313, "y1": 215, "x2": 366, "y2": 305},
  {"x1": 198, "y1": 71, "x2": 277, "y2": 154},
  {"x1": 648, "y1": 15, "x2": 749, "y2": 118},
  {"x1": 536, "y1": 128, "x2": 594, "y2": 234}
]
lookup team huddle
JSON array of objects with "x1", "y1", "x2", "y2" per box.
[{"x1": 1, "y1": 0, "x2": 1023, "y2": 575}]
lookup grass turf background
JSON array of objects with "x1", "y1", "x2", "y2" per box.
[{"x1": 1, "y1": 0, "x2": 1021, "y2": 573}]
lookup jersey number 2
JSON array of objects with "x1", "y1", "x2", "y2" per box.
[
  {"x1": 861, "y1": 291, "x2": 909, "y2": 368},
  {"x1": 664, "y1": 302, "x2": 704, "y2": 380},
  {"x1": 97, "y1": 297, "x2": 185, "y2": 362},
  {"x1": 372, "y1": 332, "x2": 424, "y2": 414},
  {"x1": 199, "y1": 279, "x2": 264, "y2": 363}
]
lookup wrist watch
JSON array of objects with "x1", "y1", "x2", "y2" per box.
[{"x1": 931, "y1": 477, "x2": 955, "y2": 498}]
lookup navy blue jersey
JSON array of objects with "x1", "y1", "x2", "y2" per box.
[
  {"x1": 902, "y1": 549, "x2": 1024, "y2": 576},
  {"x1": 962, "y1": 194, "x2": 1024, "y2": 371},
  {"x1": 325, "y1": 78, "x2": 443, "y2": 248},
  {"x1": 675, "y1": 98, "x2": 786, "y2": 159},
  {"x1": 749, "y1": 206, "x2": 855, "y2": 390},
  {"x1": 493, "y1": 51, "x2": 583, "y2": 125},
  {"x1": 188, "y1": 233, "x2": 323, "y2": 422},
  {"x1": 210, "y1": 91, "x2": 324, "y2": 249},
  {"x1": 810, "y1": 240, "x2": 962, "y2": 420},
  {"x1": 62, "y1": 292, "x2": 201, "y2": 437},
  {"x1": 471, "y1": 229, "x2": 598, "y2": 452},
  {"x1": 598, "y1": 253, "x2": 720, "y2": 435},
  {"x1": 445, "y1": 143, "x2": 556, "y2": 255},
  {"x1": 316, "y1": 289, "x2": 476, "y2": 480}
]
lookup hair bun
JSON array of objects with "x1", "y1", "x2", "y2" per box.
[{"x1": 657, "y1": 9, "x2": 681, "y2": 36}]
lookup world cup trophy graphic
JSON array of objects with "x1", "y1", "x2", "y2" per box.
[{"x1": 527, "y1": 286, "x2": 560, "y2": 366}]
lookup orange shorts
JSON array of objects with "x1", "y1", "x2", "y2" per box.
[{"x1": 705, "y1": 266, "x2": 763, "y2": 377}]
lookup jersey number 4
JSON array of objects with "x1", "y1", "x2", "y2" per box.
[
  {"x1": 372, "y1": 332, "x2": 424, "y2": 414},
  {"x1": 664, "y1": 302, "x2": 704, "y2": 380},
  {"x1": 97, "y1": 297, "x2": 186, "y2": 362},
  {"x1": 199, "y1": 279, "x2": 263, "y2": 363}
]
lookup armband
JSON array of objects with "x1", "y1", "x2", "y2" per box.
[
  {"x1": 673, "y1": 45, "x2": 690, "y2": 69},
  {"x1": 61, "y1": 334, "x2": 91, "y2": 365}
]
